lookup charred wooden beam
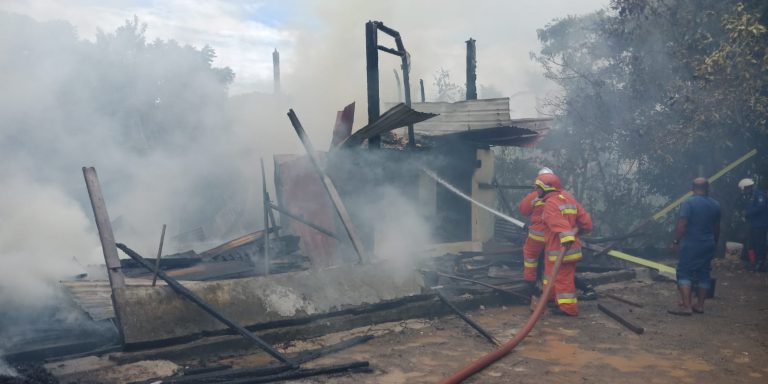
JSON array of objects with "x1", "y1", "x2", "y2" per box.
[
  {"x1": 377, "y1": 45, "x2": 402, "y2": 56},
  {"x1": 597, "y1": 303, "x2": 645, "y2": 335},
  {"x1": 268, "y1": 203, "x2": 338, "y2": 240},
  {"x1": 261, "y1": 158, "x2": 271, "y2": 276},
  {"x1": 229, "y1": 361, "x2": 370, "y2": 384},
  {"x1": 375, "y1": 22, "x2": 399, "y2": 38},
  {"x1": 198, "y1": 228, "x2": 278, "y2": 260},
  {"x1": 82, "y1": 166, "x2": 127, "y2": 344},
  {"x1": 143, "y1": 362, "x2": 370, "y2": 384},
  {"x1": 152, "y1": 224, "x2": 167, "y2": 287},
  {"x1": 604, "y1": 293, "x2": 644, "y2": 308},
  {"x1": 182, "y1": 365, "x2": 232, "y2": 376},
  {"x1": 393, "y1": 69, "x2": 402, "y2": 102},
  {"x1": 435, "y1": 271, "x2": 530, "y2": 302},
  {"x1": 365, "y1": 21, "x2": 381, "y2": 148},
  {"x1": 115, "y1": 243, "x2": 293, "y2": 366},
  {"x1": 272, "y1": 48, "x2": 281, "y2": 95},
  {"x1": 437, "y1": 291, "x2": 500, "y2": 346},
  {"x1": 291, "y1": 335, "x2": 374, "y2": 365},
  {"x1": 466, "y1": 38, "x2": 477, "y2": 100},
  {"x1": 287, "y1": 109, "x2": 368, "y2": 263}
]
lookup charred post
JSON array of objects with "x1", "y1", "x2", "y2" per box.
[
  {"x1": 151, "y1": 224, "x2": 166, "y2": 287},
  {"x1": 466, "y1": 38, "x2": 477, "y2": 100},
  {"x1": 82, "y1": 166, "x2": 127, "y2": 344},
  {"x1": 365, "y1": 21, "x2": 380, "y2": 148},
  {"x1": 287, "y1": 109, "x2": 369, "y2": 263},
  {"x1": 393, "y1": 69, "x2": 402, "y2": 102},
  {"x1": 261, "y1": 158, "x2": 270, "y2": 276},
  {"x1": 419, "y1": 78, "x2": 426, "y2": 102},
  {"x1": 272, "y1": 48, "x2": 281, "y2": 95}
]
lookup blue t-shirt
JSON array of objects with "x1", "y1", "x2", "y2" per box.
[{"x1": 679, "y1": 195, "x2": 721, "y2": 243}]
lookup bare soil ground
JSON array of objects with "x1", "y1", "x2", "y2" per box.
[{"x1": 263, "y1": 259, "x2": 768, "y2": 383}]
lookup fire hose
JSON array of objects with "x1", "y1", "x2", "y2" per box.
[
  {"x1": 437, "y1": 247, "x2": 566, "y2": 384},
  {"x1": 421, "y1": 168, "x2": 569, "y2": 383}
]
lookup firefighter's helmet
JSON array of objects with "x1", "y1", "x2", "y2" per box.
[
  {"x1": 535, "y1": 172, "x2": 562, "y2": 192},
  {"x1": 738, "y1": 178, "x2": 755, "y2": 191}
]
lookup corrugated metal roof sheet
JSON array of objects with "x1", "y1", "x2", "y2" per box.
[
  {"x1": 408, "y1": 98, "x2": 513, "y2": 134},
  {"x1": 381, "y1": 98, "x2": 551, "y2": 147},
  {"x1": 338, "y1": 103, "x2": 438, "y2": 148}
]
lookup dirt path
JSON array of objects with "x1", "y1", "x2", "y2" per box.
[{"x1": 283, "y1": 260, "x2": 768, "y2": 383}]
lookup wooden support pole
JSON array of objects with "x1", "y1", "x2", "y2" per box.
[
  {"x1": 365, "y1": 21, "x2": 380, "y2": 149},
  {"x1": 82, "y1": 166, "x2": 127, "y2": 344},
  {"x1": 287, "y1": 109, "x2": 368, "y2": 263},
  {"x1": 597, "y1": 303, "x2": 645, "y2": 334},
  {"x1": 393, "y1": 69, "x2": 402, "y2": 102},
  {"x1": 272, "y1": 49, "x2": 281, "y2": 95},
  {"x1": 116, "y1": 243, "x2": 293, "y2": 366},
  {"x1": 260, "y1": 158, "x2": 270, "y2": 276},
  {"x1": 437, "y1": 291, "x2": 500, "y2": 346},
  {"x1": 466, "y1": 38, "x2": 477, "y2": 100},
  {"x1": 269, "y1": 203, "x2": 340, "y2": 240},
  {"x1": 419, "y1": 79, "x2": 426, "y2": 102},
  {"x1": 151, "y1": 224, "x2": 166, "y2": 287}
]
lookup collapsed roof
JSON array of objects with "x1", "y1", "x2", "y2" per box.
[{"x1": 340, "y1": 98, "x2": 552, "y2": 148}]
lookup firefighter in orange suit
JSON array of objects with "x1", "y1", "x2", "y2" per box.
[
  {"x1": 537, "y1": 172, "x2": 593, "y2": 316},
  {"x1": 518, "y1": 167, "x2": 556, "y2": 283}
]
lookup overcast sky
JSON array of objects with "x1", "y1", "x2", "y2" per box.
[{"x1": 2, "y1": 0, "x2": 608, "y2": 116}]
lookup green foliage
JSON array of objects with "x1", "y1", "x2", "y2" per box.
[
  {"x1": 505, "y1": 0, "x2": 768, "y2": 244},
  {"x1": 0, "y1": 13, "x2": 235, "y2": 153}
]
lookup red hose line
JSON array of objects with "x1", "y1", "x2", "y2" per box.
[{"x1": 437, "y1": 249, "x2": 566, "y2": 384}]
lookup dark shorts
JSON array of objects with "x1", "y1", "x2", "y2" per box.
[{"x1": 677, "y1": 240, "x2": 715, "y2": 289}]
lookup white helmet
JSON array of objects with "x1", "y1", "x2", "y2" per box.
[
  {"x1": 738, "y1": 178, "x2": 755, "y2": 191},
  {"x1": 538, "y1": 167, "x2": 554, "y2": 175}
]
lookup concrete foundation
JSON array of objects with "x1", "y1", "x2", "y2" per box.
[{"x1": 119, "y1": 262, "x2": 425, "y2": 345}]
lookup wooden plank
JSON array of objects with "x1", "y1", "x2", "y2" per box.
[
  {"x1": 82, "y1": 166, "x2": 127, "y2": 343},
  {"x1": 287, "y1": 109, "x2": 368, "y2": 263},
  {"x1": 198, "y1": 228, "x2": 277, "y2": 259}
]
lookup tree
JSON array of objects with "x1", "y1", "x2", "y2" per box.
[
  {"x1": 510, "y1": 0, "x2": 768, "y2": 245},
  {"x1": 433, "y1": 68, "x2": 465, "y2": 102}
]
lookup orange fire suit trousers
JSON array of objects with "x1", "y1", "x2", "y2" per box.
[
  {"x1": 543, "y1": 259, "x2": 578, "y2": 316},
  {"x1": 523, "y1": 235, "x2": 545, "y2": 282}
]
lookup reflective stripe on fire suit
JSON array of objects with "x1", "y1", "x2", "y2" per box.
[
  {"x1": 519, "y1": 191, "x2": 547, "y2": 282},
  {"x1": 541, "y1": 191, "x2": 593, "y2": 316}
]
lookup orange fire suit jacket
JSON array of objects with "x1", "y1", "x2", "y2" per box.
[
  {"x1": 541, "y1": 191, "x2": 593, "y2": 263},
  {"x1": 518, "y1": 191, "x2": 547, "y2": 242}
]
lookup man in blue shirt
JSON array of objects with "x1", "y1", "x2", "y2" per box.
[
  {"x1": 668, "y1": 178, "x2": 721, "y2": 316},
  {"x1": 739, "y1": 178, "x2": 768, "y2": 272}
]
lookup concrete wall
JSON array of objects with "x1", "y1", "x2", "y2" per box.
[{"x1": 119, "y1": 262, "x2": 425, "y2": 344}]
